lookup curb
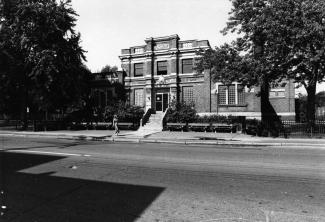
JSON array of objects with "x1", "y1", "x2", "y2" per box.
[{"x1": 2, "y1": 132, "x2": 325, "y2": 148}]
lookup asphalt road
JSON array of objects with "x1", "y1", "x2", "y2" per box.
[{"x1": 0, "y1": 136, "x2": 325, "y2": 222}]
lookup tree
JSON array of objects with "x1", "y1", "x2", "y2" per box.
[
  {"x1": 100, "y1": 65, "x2": 118, "y2": 73},
  {"x1": 195, "y1": 48, "x2": 217, "y2": 112},
  {"x1": 225, "y1": 0, "x2": 325, "y2": 125},
  {"x1": 196, "y1": 0, "x2": 325, "y2": 135},
  {"x1": 0, "y1": 0, "x2": 89, "y2": 127}
]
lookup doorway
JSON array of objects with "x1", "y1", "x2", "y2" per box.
[{"x1": 155, "y1": 93, "x2": 169, "y2": 112}]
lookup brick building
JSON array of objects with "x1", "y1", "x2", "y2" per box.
[
  {"x1": 90, "y1": 71, "x2": 125, "y2": 108},
  {"x1": 119, "y1": 34, "x2": 295, "y2": 119}
]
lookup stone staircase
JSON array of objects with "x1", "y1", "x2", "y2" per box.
[{"x1": 126, "y1": 112, "x2": 165, "y2": 138}]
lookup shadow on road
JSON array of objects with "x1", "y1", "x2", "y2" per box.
[{"x1": 0, "y1": 152, "x2": 164, "y2": 222}]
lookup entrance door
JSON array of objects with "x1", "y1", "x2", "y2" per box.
[{"x1": 156, "y1": 93, "x2": 169, "y2": 112}]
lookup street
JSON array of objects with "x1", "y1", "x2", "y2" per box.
[{"x1": 0, "y1": 136, "x2": 325, "y2": 222}]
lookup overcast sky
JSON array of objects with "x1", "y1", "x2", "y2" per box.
[{"x1": 71, "y1": 0, "x2": 324, "y2": 93}]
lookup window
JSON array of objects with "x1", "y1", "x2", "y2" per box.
[
  {"x1": 157, "y1": 61, "x2": 167, "y2": 75},
  {"x1": 237, "y1": 85, "x2": 245, "y2": 104},
  {"x1": 134, "y1": 89, "x2": 144, "y2": 107},
  {"x1": 134, "y1": 63, "x2": 143, "y2": 76},
  {"x1": 228, "y1": 85, "x2": 236, "y2": 105},
  {"x1": 182, "y1": 59, "x2": 193, "y2": 73},
  {"x1": 218, "y1": 84, "x2": 245, "y2": 105},
  {"x1": 183, "y1": 86, "x2": 194, "y2": 104},
  {"x1": 218, "y1": 85, "x2": 227, "y2": 105}
]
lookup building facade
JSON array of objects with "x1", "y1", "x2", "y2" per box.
[
  {"x1": 119, "y1": 34, "x2": 295, "y2": 119},
  {"x1": 119, "y1": 34, "x2": 210, "y2": 113}
]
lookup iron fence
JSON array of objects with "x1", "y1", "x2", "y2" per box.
[{"x1": 279, "y1": 121, "x2": 325, "y2": 138}]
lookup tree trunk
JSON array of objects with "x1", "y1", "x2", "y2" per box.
[
  {"x1": 21, "y1": 87, "x2": 28, "y2": 130},
  {"x1": 260, "y1": 78, "x2": 281, "y2": 137},
  {"x1": 306, "y1": 81, "x2": 317, "y2": 125},
  {"x1": 254, "y1": 35, "x2": 281, "y2": 137}
]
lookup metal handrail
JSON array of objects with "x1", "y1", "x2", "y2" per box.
[
  {"x1": 161, "y1": 107, "x2": 171, "y2": 129},
  {"x1": 140, "y1": 108, "x2": 152, "y2": 127}
]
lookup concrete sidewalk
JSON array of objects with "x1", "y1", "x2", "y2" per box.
[{"x1": 1, "y1": 128, "x2": 325, "y2": 148}]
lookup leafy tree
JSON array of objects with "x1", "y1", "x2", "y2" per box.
[
  {"x1": 100, "y1": 65, "x2": 118, "y2": 73},
  {"x1": 0, "y1": 0, "x2": 89, "y2": 128},
  {"x1": 197, "y1": 0, "x2": 325, "y2": 135},
  {"x1": 196, "y1": 43, "x2": 282, "y2": 136},
  {"x1": 225, "y1": 0, "x2": 325, "y2": 125}
]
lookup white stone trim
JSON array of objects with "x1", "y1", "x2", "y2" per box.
[
  {"x1": 277, "y1": 112, "x2": 296, "y2": 116},
  {"x1": 179, "y1": 73, "x2": 197, "y2": 77},
  {"x1": 125, "y1": 76, "x2": 146, "y2": 80}
]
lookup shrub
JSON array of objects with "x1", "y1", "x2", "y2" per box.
[
  {"x1": 194, "y1": 115, "x2": 244, "y2": 124},
  {"x1": 104, "y1": 102, "x2": 144, "y2": 123},
  {"x1": 165, "y1": 102, "x2": 197, "y2": 123}
]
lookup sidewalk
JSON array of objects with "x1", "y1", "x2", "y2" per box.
[{"x1": 1, "y1": 128, "x2": 325, "y2": 148}]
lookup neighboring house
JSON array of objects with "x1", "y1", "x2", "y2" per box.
[
  {"x1": 90, "y1": 71, "x2": 125, "y2": 108},
  {"x1": 119, "y1": 34, "x2": 295, "y2": 119},
  {"x1": 316, "y1": 91, "x2": 325, "y2": 118},
  {"x1": 208, "y1": 80, "x2": 295, "y2": 119}
]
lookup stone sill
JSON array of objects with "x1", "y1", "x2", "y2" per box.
[{"x1": 218, "y1": 104, "x2": 248, "y2": 107}]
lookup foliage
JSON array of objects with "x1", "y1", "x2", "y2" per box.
[
  {"x1": 0, "y1": 0, "x2": 89, "y2": 122},
  {"x1": 103, "y1": 102, "x2": 144, "y2": 123},
  {"x1": 165, "y1": 101, "x2": 197, "y2": 123},
  {"x1": 225, "y1": 0, "x2": 325, "y2": 124},
  {"x1": 195, "y1": 45, "x2": 257, "y2": 87},
  {"x1": 100, "y1": 65, "x2": 118, "y2": 73},
  {"x1": 194, "y1": 115, "x2": 243, "y2": 124}
]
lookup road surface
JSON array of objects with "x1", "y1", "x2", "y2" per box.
[{"x1": 0, "y1": 136, "x2": 325, "y2": 222}]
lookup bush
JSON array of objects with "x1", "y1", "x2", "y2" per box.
[
  {"x1": 165, "y1": 102, "x2": 197, "y2": 123},
  {"x1": 103, "y1": 102, "x2": 144, "y2": 123},
  {"x1": 193, "y1": 115, "x2": 245, "y2": 125}
]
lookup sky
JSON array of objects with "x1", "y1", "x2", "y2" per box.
[
  {"x1": 71, "y1": 0, "x2": 324, "y2": 94},
  {"x1": 71, "y1": 0, "x2": 235, "y2": 71}
]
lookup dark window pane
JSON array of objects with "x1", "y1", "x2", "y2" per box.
[
  {"x1": 182, "y1": 59, "x2": 193, "y2": 73},
  {"x1": 157, "y1": 61, "x2": 167, "y2": 75},
  {"x1": 134, "y1": 63, "x2": 143, "y2": 76}
]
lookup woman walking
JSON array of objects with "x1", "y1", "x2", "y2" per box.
[{"x1": 113, "y1": 114, "x2": 119, "y2": 136}]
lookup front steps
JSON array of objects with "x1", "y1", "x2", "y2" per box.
[{"x1": 127, "y1": 112, "x2": 165, "y2": 138}]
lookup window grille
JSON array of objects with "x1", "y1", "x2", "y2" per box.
[
  {"x1": 134, "y1": 89, "x2": 144, "y2": 106},
  {"x1": 183, "y1": 86, "x2": 194, "y2": 104},
  {"x1": 218, "y1": 85, "x2": 227, "y2": 105},
  {"x1": 228, "y1": 85, "x2": 236, "y2": 105}
]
